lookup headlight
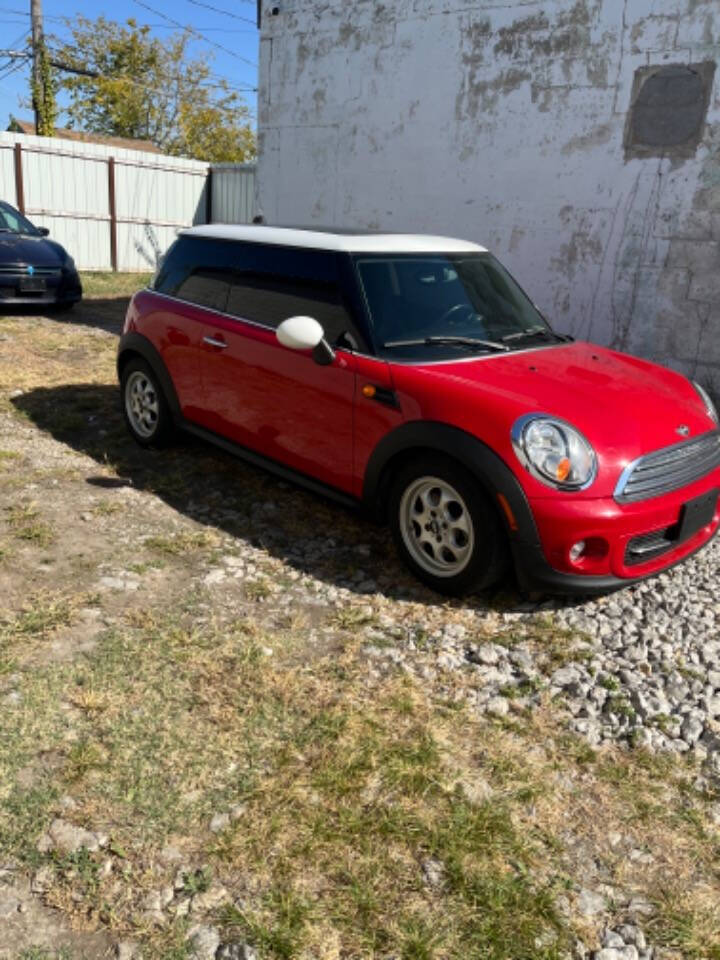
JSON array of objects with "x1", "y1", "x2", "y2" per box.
[
  {"x1": 692, "y1": 381, "x2": 718, "y2": 424},
  {"x1": 512, "y1": 414, "x2": 597, "y2": 490}
]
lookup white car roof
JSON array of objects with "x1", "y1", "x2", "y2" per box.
[{"x1": 182, "y1": 224, "x2": 488, "y2": 254}]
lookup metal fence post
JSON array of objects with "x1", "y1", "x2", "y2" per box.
[
  {"x1": 108, "y1": 156, "x2": 118, "y2": 271},
  {"x1": 14, "y1": 143, "x2": 25, "y2": 214},
  {"x1": 206, "y1": 166, "x2": 213, "y2": 223}
]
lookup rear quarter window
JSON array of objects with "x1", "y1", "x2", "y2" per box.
[
  {"x1": 153, "y1": 236, "x2": 235, "y2": 313},
  {"x1": 153, "y1": 236, "x2": 367, "y2": 350}
]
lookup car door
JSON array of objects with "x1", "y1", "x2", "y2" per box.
[
  {"x1": 198, "y1": 244, "x2": 359, "y2": 495},
  {"x1": 148, "y1": 235, "x2": 234, "y2": 422}
]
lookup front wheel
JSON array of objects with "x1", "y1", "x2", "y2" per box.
[
  {"x1": 389, "y1": 456, "x2": 509, "y2": 596},
  {"x1": 121, "y1": 358, "x2": 174, "y2": 447}
]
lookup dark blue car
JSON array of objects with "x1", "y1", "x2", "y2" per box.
[{"x1": 0, "y1": 201, "x2": 82, "y2": 309}]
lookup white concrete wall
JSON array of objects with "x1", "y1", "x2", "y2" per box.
[{"x1": 256, "y1": 0, "x2": 720, "y2": 393}]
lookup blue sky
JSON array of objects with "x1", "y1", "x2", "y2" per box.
[{"x1": 0, "y1": 0, "x2": 259, "y2": 133}]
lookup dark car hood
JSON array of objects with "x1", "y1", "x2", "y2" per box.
[{"x1": 0, "y1": 233, "x2": 66, "y2": 267}]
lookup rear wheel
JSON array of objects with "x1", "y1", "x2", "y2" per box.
[
  {"x1": 389, "y1": 456, "x2": 508, "y2": 596},
  {"x1": 121, "y1": 358, "x2": 173, "y2": 447}
]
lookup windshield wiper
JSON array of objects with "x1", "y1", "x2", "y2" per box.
[
  {"x1": 501, "y1": 325, "x2": 573, "y2": 344},
  {"x1": 501, "y1": 325, "x2": 554, "y2": 343},
  {"x1": 382, "y1": 336, "x2": 510, "y2": 353}
]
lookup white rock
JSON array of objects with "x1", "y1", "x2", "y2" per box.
[
  {"x1": 486, "y1": 697, "x2": 509, "y2": 718},
  {"x1": 209, "y1": 812, "x2": 230, "y2": 833},
  {"x1": 577, "y1": 887, "x2": 605, "y2": 917},
  {"x1": 36, "y1": 819, "x2": 105, "y2": 854},
  {"x1": 116, "y1": 941, "x2": 140, "y2": 960},
  {"x1": 186, "y1": 924, "x2": 221, "y2": 960}
]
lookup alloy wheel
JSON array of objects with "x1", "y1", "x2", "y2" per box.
[
  {"x1": 398, "y1": 475, "x2": 475, "y2": 577},
  {"x1": 125, "y1": 370, "x2": 159, "y2": 439}
]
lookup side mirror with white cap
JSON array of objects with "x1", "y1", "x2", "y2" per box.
[{"x1": 276, "y1": 316, "x2": 335, "y2": 365}]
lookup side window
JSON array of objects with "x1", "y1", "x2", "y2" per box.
[
  {"x1": 153, "y1": 236, "x2": 234, "y2": 314},
  {"x1": 0, "y1": 206, "x2": 21, "y2": 232},
  {"x1": 226, "y1": 245, "x2": 356, "y2": 346}
]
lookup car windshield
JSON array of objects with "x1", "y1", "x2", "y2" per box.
[
  {"x1": 355, "y1": 252, "x2": 562, "y2": 360},
  {"x1": 0, "y1": 203, "x2": 40, "y2": 236}
]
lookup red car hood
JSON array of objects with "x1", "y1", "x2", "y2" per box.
[{"x1": 391, "y1": 341, "x2": 716, "y2": 498}]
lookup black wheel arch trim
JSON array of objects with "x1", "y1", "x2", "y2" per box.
[
  {"x1": 117, "y1": 332, "x2": 181, "y2": 419},
  {"x1": 362, "y1": 420, "x2": 540, "y2": 545}
]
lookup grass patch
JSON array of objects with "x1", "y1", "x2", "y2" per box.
[
  {"x1": 0, "y1": 604, "x2": 718, "y2": 958},
  {"x1": 6, "y1": 501, "x2": 55, "y2": 546},
  {"x1": 144, "y1": 530, "x2": 218, "y2": 557},
  {"x1": 80, "y1": 271, "x2": 152, "y2": 298},
  {"x1": 0, "y1": 592, "x2": 83, "y2": 645}
]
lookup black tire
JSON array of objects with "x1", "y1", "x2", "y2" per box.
[
  {"x1": 120, "y1": 357, "x2": 174, "y2": 448},
  {"x1": 50, "y1": 301, "x2": 76, "y2": 314},
  {"x1": 388, "y1": 455, "x2": 509, "y2": 596}
]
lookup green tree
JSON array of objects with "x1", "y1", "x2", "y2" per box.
[{"x1": 55, "y1": 17, "x2": 255, "y2": 162}]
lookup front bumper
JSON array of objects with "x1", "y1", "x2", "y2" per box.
[
  {"x1": 512, "y1": 467, "x2": 720, "y2": 594},
  {"x1": 0, "y1": 270, "x2": 82, "y2": 305}
]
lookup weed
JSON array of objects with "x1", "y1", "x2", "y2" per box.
[
  {"x1": 144, "y1": 531, "x2": 217, "y2": 556},
  {"x1": 6, "y1": 501, "x2": 54, "y2": 546},
  {"x1": 333, "y1": 606, "x2": 378, "y2": 630},
  {"x1": 180, "y1": 866, "x2": 212, "y2": 895},
  {"x1": 245, "y1": 579, "x2": 272, "y2": 601}
]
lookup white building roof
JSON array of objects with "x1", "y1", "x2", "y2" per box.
[{"x1": 182, "y1": 224, "x2": 487, "y2": 254}]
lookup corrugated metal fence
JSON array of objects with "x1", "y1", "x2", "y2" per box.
[
  {"x1": 0, "y1": 132, "x2": 257, "y2": 271},
  {"x1": 210, "y1": 164, "x2": 257, "y2": 225}
]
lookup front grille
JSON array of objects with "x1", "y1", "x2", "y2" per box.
[
  {"x1": 615, "y1": 430, "x2": 720, "y2": 503},
  {"x1": 0, "y1": 266, "x2": 61, "y2": 277}
]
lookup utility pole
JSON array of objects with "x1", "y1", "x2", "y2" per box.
[{"x1": 30, "y1": 0, "x2": 44, "y2": 133}]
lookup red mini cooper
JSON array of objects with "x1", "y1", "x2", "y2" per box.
[{"x1": 118, "y1": 226, "x2": 720, "y2": 596}]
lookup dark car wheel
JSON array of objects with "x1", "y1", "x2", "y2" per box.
[
  {"x1": 50, "y1": 301, "x2": 77, "y2": 314},
  {"x1": 389, "y1": 455, "x2": 509, "y2": 596},
  {"x1": 121, "y1": 358, "x2": 174, "y2": 447}
]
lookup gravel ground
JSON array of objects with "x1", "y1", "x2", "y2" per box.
[{"x1": 354, "y1": 532, "x2": 720, "y2": 770}]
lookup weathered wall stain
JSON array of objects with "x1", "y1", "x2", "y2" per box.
[{"x1": 257, "y1": 0, "x2": 720, "y2": 390}]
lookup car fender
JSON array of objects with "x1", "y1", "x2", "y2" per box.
[
  {"x1": 362, "y1": 420, "x2": 540, "y2": 545},
  {"x1": 117, "y1": 332, "x2": 181, "y2": 419}
]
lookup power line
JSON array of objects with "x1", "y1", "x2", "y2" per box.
[
  {"x1": 0, "y1": 9, "x2": 257, "y2": 33},
  {"x1": 42, "y1": 42, "x2": 257, "y2": 94},
  {"x1": 41, "y1": 43, "x2": 258, "y2": 109},
  {"x1": 185, "y1": 0, "x2": 256, "y2": 26},
  {"x1": 133, "y1": 0, "x2": 258, "y2": 69}
]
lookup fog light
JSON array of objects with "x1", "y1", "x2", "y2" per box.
[{"x1": 569, "y1": 540, "x2": 586, "y2": 563}]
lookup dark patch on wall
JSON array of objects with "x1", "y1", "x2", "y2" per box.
[{"x1": 625, "y1": 61, "x2": 716, "y2": 161}]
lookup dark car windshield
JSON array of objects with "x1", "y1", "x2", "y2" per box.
[
  {"x1": 355, "y1": 252, "x2": 561, "y2": 360},
  {"x1": 0, "y1": 202, "x2": 40, "y2": 236}
]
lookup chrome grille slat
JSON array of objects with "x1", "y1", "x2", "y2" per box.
[
  {"x1": 632, "y1": 439, "x2": 714, "y2": 471},
  {"x1": 615, "y1": 430, "x2": 720, "y2": 503},
  {"x1": 0, "y1": 266, "x2": 61, "y2": 276},
  {"x1": 628, "y1": 449, "x2": 720, "y2": 486}
]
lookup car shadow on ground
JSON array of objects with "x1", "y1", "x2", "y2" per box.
[
  {"x1": 1, "y1": 297, "x2": 131, "y2": 335},
  {"x1": 11, "y1": 382, "x2": 563, "y2": 613}
]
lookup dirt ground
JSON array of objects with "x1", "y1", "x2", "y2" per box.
[{"x1": 1, "y1": 278, "x2": 719, "y2": 960}]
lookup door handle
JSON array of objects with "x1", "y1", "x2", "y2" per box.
[{"x1": 203, "y1": 336, "x2": 228, "y2": 349}]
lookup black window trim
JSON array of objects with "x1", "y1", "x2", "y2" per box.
[
  {"x1": 147, "y1": 287, "x2": 373, "y2": 360},
  {"x1": 152, "y1": 238, "x2": 374, "y2": 354}
]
